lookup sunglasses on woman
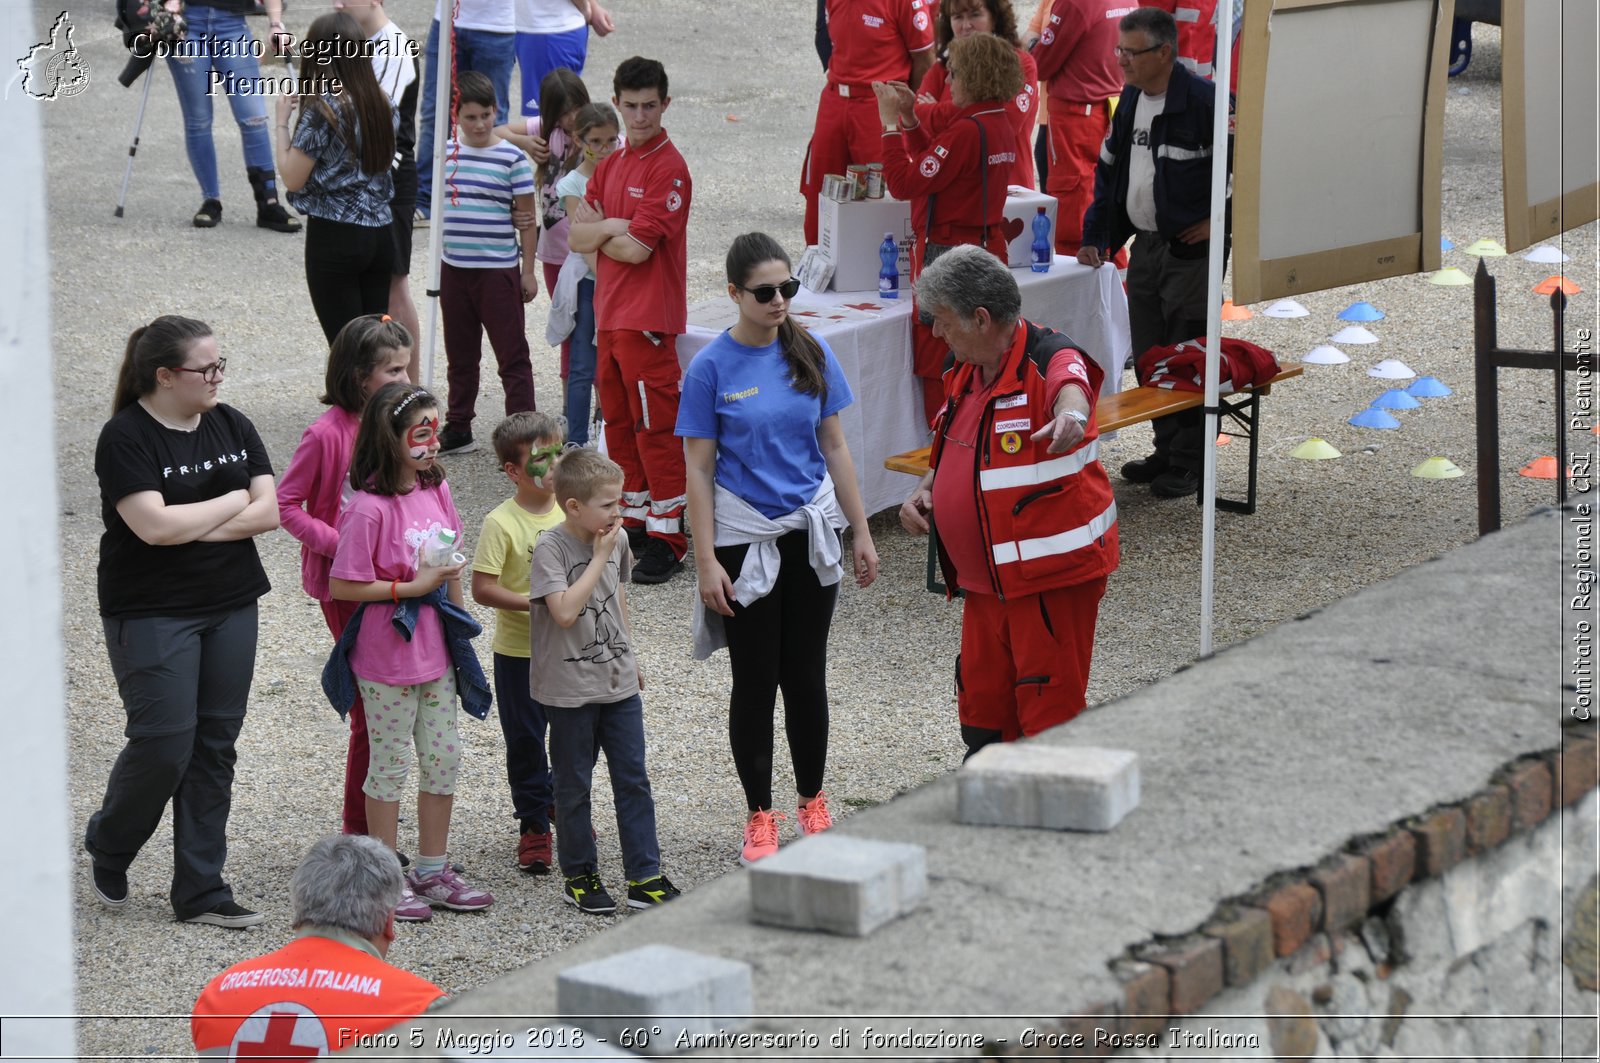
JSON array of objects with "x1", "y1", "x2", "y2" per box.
[{"x1": 737, "y1": 278, "x2": 801, "y2": 304}]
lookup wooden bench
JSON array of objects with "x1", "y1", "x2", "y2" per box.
[{"x1": 886, "y1": 364, "x2": 1304, "y2": 516}]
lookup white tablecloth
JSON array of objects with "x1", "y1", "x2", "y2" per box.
[{"x1": 675, "y1": 256, "x2": 1131, "y2": 515}]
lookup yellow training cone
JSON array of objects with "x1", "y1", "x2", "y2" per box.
[
  {"x1": 1412, "y1": 457, "x2": 1464, "y2": 479},
  {"x1": 1291, "y1": 438, "x2": 1341, "y2": 460},
  {"x1": 1429, "y1": 267, "x2": 1472, "y2": 286},
  {"x1": 1463, "y1": 238, "x2": 1507, "y2": 257},
  {"x1": 1221, "y1": 299, "x2": 1252, "y2": 320}
]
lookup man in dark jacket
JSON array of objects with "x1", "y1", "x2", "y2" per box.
[{"x1": 1078, "y1": 6, "x2": 1225, "y2": 498}]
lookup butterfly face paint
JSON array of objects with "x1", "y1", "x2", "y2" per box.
[
  {"x1": 523, "y1": 443, "x2": 565, "y2": 486},
  {"x1": 406, "y1": 416, "x2": 439, "y2": 462}
]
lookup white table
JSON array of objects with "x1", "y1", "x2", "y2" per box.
[{"x1": 675, "y1": 257, "x2": 1131, "y2": 515}]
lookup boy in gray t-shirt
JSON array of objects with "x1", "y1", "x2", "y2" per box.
[{"x1": 528, "y1": 449, "x2": 679, "y2": 915}]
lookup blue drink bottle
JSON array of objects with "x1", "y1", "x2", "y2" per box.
[{"x1": 878, "y1": 233, "x2": 899, "y2": 298}]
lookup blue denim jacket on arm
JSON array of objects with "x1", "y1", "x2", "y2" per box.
[{"x1": 322, "y1": 585, "x2": 492, "y2": 721}]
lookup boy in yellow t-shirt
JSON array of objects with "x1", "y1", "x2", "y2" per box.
[{"x1": 471, "y1": 412, "x2": 567, "y2": 874}]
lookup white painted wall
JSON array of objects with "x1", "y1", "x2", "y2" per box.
[{"x1": 0, "y1": 3, "x2": 77, "y2": 1058}]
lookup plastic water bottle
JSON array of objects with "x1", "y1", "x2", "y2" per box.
[
  {"x1": 422, "y1": 528, "x2": 464, "y2": 568},
  {"x1": 1030, "y1": 207, "x2": 1052, "y2": 273},
  {"x1": 878, "y1": 233, "x2": 899, "y2": 299}
]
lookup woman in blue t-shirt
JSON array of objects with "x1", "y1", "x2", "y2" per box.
[{"x1": 677, "y1": 233, "x2": 880, "y2": 868}]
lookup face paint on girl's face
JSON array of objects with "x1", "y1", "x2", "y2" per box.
[
  {"x1": 581, "y1": 127, "x2": 620, "y2": 164},
  {"x1": 405, "y1": 416, "x2": 439, "y2": 463}
]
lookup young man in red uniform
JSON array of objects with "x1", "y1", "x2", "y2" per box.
[
  {"x1": 800, "y1": 0, "x2": 937, "y2": 247},
  {"x1": 1031, "y1": 0, "x2": 1125, "y2": 255},
  {"x1": 568, "y1": 56, "x2": 691, "y2": 583},
  {"x1": 192, "y1": 835, "x2": 444, "y2": 1058},
  {"x1": 875, "y1": 34, "x2": 1021, "y2": 424}
]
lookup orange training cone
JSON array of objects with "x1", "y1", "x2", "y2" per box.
[
  {"x1": 1519, "y1": 456, "x2": 1564, "y2": 479},
  {"x1": 1221, "y1": 300, "x2": 1252, "y2": 320},
  {"x1": 1533, "y1": 275, "x2": 1582, "y2": 296}
]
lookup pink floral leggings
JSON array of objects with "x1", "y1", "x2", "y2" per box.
[{"x1": 357, "y1": 672, "x2": 461, "y2": 802}]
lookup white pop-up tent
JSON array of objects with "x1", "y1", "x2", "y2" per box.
[{"x1": 420, "y1": 2, "x2": 458, "y2": 387}]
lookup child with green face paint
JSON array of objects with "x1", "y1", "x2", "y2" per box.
[{"x1": 469, "y1": 411, "x2": 568, "y2": 873}]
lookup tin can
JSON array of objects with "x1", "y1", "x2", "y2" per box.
[
  {"x1": 846, "y1": 164, "x2": 870, "y2": 201},
  {"x1": 865, "y1": 163, "x2": 884, "y2": 199}
]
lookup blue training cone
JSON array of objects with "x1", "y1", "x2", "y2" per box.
[
  {"x1": 1441, "y1": 235, "x2": 1455, "y2": 251},
  {"x1": 1373, "y1": 388, "x2": 1421, "y2": 410},
  {"x1": 1349, "y1": 407, "x2": 1401, "y2": 429},
  {"x1": 1338, "y1": 301, "x2": 1386, "y2": 322},
  {"x1": 1407, "y1": 376, "x2": 1453, "y2": 398}
]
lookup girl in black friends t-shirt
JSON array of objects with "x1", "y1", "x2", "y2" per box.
[{"x1": 85, "y1": 315, "x2": 279, "y2": 928}]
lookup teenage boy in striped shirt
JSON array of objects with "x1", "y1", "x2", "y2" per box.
[{"x1": 437, "y1": 71, "x2": 541, "y2": 456}]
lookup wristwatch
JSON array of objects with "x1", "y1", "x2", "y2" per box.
[
  {"x1": 883, "y1": 123, "x2": 899, "y2": 134},
  {"x1": 1064, "y1": 409, "x2": 1089, "y2": 426}
]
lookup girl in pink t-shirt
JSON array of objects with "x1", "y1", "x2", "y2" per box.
[
  {"x1": 278, "y1": 315, "x2": 413, "y2": 838},
  {"x1": 329, "y1": 382, "x2": 494, "y2": 921}
]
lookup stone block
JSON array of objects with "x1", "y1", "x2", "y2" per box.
[
  {"x1": 1112, "y1": 960, "x2": 1169, "y2": 1041},
  {"x1": 1550, "y1": 734, "x2": 1599, "y2": 807},
  {"x1": 1202, "y1": 906, "x2": 1275, "y2": 986},
  {"x1": 1357, "y1": 830, "x2": 1416, "y2": 904},
  {"x1": 1259, "y1": 881, "x2": 1322, "y2": 958},
  {"x1": 1503, "y1": 759, "x2": 1553, "y2": 832},
  {"x1": 957, "y1": 743, "x2": 1139, "y2": 831},
  {"x1": 1143, "y1": 936, "x2": 1224, "y2": 1015},
  {"x1": 1408, "y1": 807, "x2": 1467, "y2": 878},
  {"x1": 747, "y1": 833, "x2": 925, "y2": 936},
  {"x1": 1463, "y1": 784, "x2": 1511, "y2": 853},
  {"x1": 1264, "y1": 986, "x2": 1317, "y2": 1063},
  {"x1": 1310, "y1": 853, "x2": 1371, "y2": 933},
  {"x1": 556, "y1": 945, "x2": 751, "y2": 1049}
]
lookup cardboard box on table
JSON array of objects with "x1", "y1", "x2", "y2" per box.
[
  {"x1": 817, "y1": 195, "x2": 913, "y2": 292},
  {"x1": 1000, "y1": 185, "x2": 1058, "y2": 269}
]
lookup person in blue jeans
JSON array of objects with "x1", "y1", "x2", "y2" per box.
[
  {"x1": 162, "y1": 0, "x2": 299, "y2": 232},
  {"x1": 415, "y1": 0, "x2": 517, "y2": 222},
  {"x1": 554, "y1": 102, "x2": 621, "y2": 446}
]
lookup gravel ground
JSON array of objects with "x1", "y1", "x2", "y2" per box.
[{"x1": 43, "y1": 2, "x2": 1593, "y2": 1056}]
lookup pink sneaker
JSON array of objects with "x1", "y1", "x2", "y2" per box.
[
  {"x1": 797, "y1": 791, "x2": 833, "y2": 835},
  {"x1": 393, "y1": 886, "x2": 433, "y2": 922},
  {"x1": 740, "y1": 809, "x2": 786, "y2": 867},
  {"x1": 407, "y1": 864, "x2": 494, "y2": 911}
]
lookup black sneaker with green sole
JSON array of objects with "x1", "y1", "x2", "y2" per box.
[
  {"x1": 626, "y1": 873, "x2": 681, "y2": 909},
  {"x1": 563, "y1": 872, "x2": 617, "y2": 915}
]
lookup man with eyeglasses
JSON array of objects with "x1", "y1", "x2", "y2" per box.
[
  {"x1": 192, "y1": 835, "x2": 445, "y2": 1058},
  {"x1": 1078, "y1": 5, "x2": 1228, "y2": 500},
  {"x1": 1030, "y1": 0, "x2": 1124, "y2": 255}
]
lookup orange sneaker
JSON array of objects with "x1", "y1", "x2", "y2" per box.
[
  {"x1": 797, "y1": 791, "x2": 833, "y2": 835},
  {"x1": 740, "y1": 809, "x2": 785, "y2": 867}
]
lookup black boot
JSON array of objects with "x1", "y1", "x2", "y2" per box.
[{"x1": 247, "y1": 167, "x2": 301, "y2": 233}]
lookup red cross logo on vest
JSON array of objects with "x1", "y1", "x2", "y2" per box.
[{"x1": 231, "y1": 1003, "x2": 328, "y2": 1059}]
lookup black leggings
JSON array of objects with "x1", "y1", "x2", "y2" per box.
[
  {"x1": 304, "y1": 215, "x2": 394, "y2": 343},
  {"x1": 716, "y1": 530, "x2": 839, "y2": 812}
]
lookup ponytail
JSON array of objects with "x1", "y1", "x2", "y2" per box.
[{"x1": 112, "y1": 315, "x2": 212, "y2": 414}]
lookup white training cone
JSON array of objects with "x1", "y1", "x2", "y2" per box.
[
  {"x1": 1368, "y1": 359, "x2": 1416, "y2": 380},
  {"x1": 1331, "y1": 326, "x2": 1380, "y2": 345},
  {"x1": 1363, "y1": 358, "x2": 1414, "y2": 379},
  {"x1": 1521, "y1": 244, "x2": 1569, "y2": 264},
  {"x1": 1303, "y1": 345, "x2": 1349, "y2": 365},
  {"x1": 1262, "y1": 299, "x2": 1310, "y2": 318}
]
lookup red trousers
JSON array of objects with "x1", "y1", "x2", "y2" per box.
[
  {"x1": 956, "y1": 577, "x2": 1108, "y2": 741},
  {"x1": 800, "y1": 89, "x2": 888, "y2": 246},
  {"x1": 597, "y1": 328, "x2": 687, "y2": 557},
  {"x1": 441, "y1": 262, "x2": 537, "y2": 433},
  {"x1": 320, "y1": 597, "x2": 368, "y2": 836},
  {"x1": 1046, "y1": 100, "x2": 1112, "y2": 256}
]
